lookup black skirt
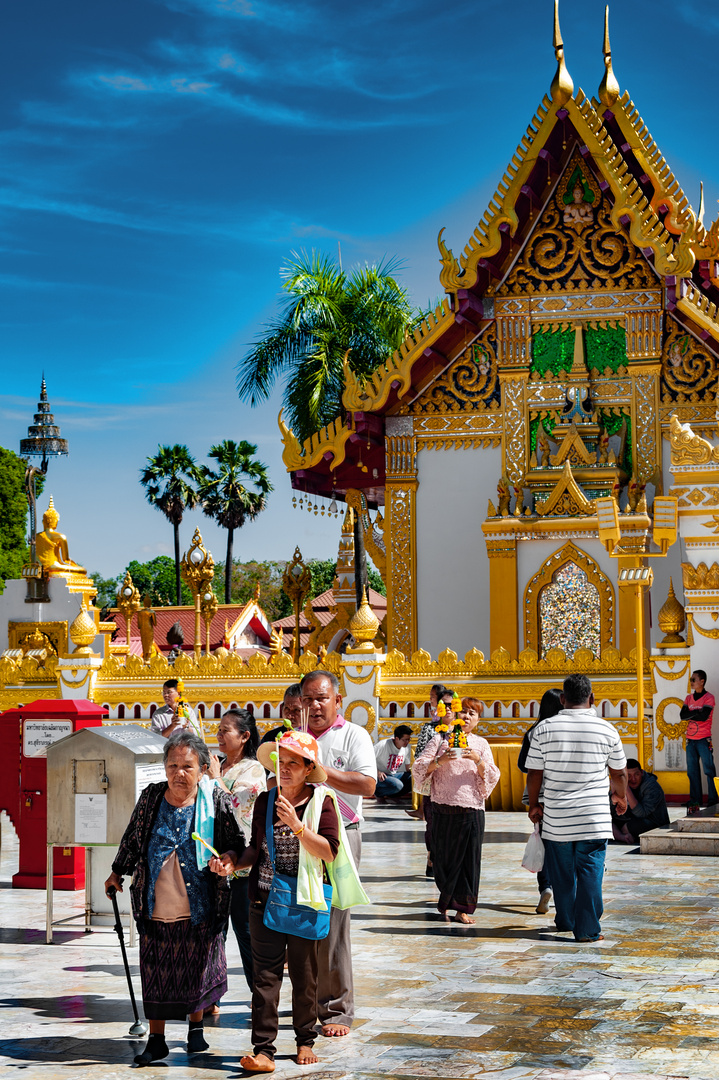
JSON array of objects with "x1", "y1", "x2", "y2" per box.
[
  {"x1": 139, "y1": 918, "x2": 227, "y2": 1020},
  {"x1": 431, "y1": 805, "x2": 485, "y2": 915}
]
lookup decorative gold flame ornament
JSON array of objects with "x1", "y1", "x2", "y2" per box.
[
  {"x1": 348, "y1": 588, "x2": 380, "y2": 653},
  {"x1": 657, "y1": 578, "x2": 686, "y2": 648},
  {"x1": 70, "y1": 598, "x2": 98, "y2": 656},
  {"x1": 269, "y1": 627, "x2": 284, "y2": 656},
  {"x1": 282, "y1": 547, "x2": 312, "y2": 665}
]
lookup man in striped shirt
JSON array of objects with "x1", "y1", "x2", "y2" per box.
[{"x1": 525, "y1": 674, "x2": 627, "y2": 943}]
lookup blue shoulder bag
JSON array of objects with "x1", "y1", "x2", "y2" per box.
[{"x1": 262, "y1": 788, "x2": 332, "y2": 941}]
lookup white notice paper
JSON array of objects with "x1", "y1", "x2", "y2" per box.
[
  {"x1": 23, "y1": 720, "x2": 72, "y2": 757},
  {"x1": 135, "y1": 762, "x2": 166, "y2": 802},
  {"x1": 75, "y1": 793, "x2": 107, "y2": 844}
]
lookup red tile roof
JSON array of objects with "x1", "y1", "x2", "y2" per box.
[
  {"x1": 108, "y1": 599, "x2": 272, "y2": 654},
  {"x1": 271, "y1": 588, "x2": 386, "y2": 649}
]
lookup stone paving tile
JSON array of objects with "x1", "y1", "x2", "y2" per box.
[{"x1": 2, "y1": 806, "x2": 719, "y2": 1079}]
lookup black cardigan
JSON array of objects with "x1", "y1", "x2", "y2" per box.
[{"x1": 112, "y1": 781, "x2": 245, "y2": 931}]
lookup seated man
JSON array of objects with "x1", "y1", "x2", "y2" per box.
[
  {"x1": 611, "y1": 758, "x2": 669, "y2": 843},
  {"x1": 374, "y1": 724, "x2": 413, "y2": 800}
]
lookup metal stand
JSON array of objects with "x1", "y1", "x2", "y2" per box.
[{"x1": 45, "y1": 844, "x2": 135, "y2": 945}]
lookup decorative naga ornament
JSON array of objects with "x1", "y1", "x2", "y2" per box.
[
  {"x1": 550, "y1": 0, "x2": 573, "y2": 106},
  {"x1": 657, "y1": 579, "x2": 686, "y2": 648}
]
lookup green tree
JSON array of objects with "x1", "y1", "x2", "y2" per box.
[
  {"x1": 139, "y1": 445, "x2": 200, "y2": 605},
  {"x1": 237, "y1": 251, "x2": 417, "y2": 442},
  {"x1": 91, "y1": 572, "x2": 121, "y2": 612},
  {"x1": 0, "y1": 447, "x2": 43, "y2": 592},
  {"x1": 121, "y1": 557, "x2": 193, "y2": 607},
  {"x1": 198, "y1": 441, "x2": 273, "y2": 603}
]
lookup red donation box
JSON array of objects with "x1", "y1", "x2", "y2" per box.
[{"x1": 0, "y1": 699, "x2": 105, "y2": 889}]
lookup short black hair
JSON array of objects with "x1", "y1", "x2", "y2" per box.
[
  {"x1": 163, "y1": 678, "x2": 179, "y2": 690},
  {"x1": 284, "y1": 683, "x2": 302, "y2": 701},
  {"x1": 693, "y1": 669, "x2": 707, "y2": 686},
  {"x1": 394, "y1": 724, "x2": 412, "y2": 739},
  {"x1": 431, "y1": 683, "x2": 451, "y2": 701},
  {"x1": 300, "y1": 670, "x2": 340, "y2": 695},
  {"x1": 625, "y1": 758, "x2": 641, "y2": 770},
  {"x1": 562, "y1": 674, "x2": 592, "y2": 706}
]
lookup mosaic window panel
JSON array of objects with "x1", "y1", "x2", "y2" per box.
[{"x1": 538, "y1": 561, "x2": 601, "y2": 660}]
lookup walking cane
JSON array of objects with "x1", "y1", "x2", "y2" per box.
[{"x1": 107, "y1": 885, "x2": 148, "y2": 1036}]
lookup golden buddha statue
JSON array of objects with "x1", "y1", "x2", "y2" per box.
[
  {"x1": 35, "y1": 497, "x2": 86, "y2": 576},
  {"x1": 137, "y1": 593, "x2": 158, "y2": 661}
]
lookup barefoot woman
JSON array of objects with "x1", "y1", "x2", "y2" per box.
[
  {"x1": 412, "y1": 698, "x2": 499, "y2": 924},
  {"x1": 237, "y1": 731, "x2": 341, "y2": 1071}
]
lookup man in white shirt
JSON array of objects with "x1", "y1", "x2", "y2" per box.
[
  {"x1": 150, "y1": 679, "x2": 202, "y2": 739},
  {"x1": 526, "y1": 673, "x2": 627, "y2": 943},
  {"x1": 300, "y1": 670, "x2": 377, "y2": 1038},
  {"x1": 374, "y1": 725, "x2": 412, "y2": 800}
]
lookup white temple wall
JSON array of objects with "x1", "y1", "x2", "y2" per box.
[
  {"x1": 647, "y1": 436, "x2": 685, "y2": 649},
  {"x1": 516, "y1": 538, "x2": 618, "y2": 651},
  {"x1": 415, "y1": 444, "x2": 500, "y2": 658},
  {"x1": 0, "y1": 577, "x2": 105, "y2": 657}
]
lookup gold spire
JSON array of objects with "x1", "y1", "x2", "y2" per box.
[
  {"x1": 550, "y1": 0, "x2": 574, "y2": 107},
  {"x1": 657, "y1": 578, "x2": 686, "y2": 648},
  {"x1": 598, "y1": 6, "x2": 620, "y2": 107}
]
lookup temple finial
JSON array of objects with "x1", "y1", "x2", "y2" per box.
[
  {"x1": 598, "y1": 6, "x2": 620, "y2": 107},
  {"x1": 550, "y1": 0, "x2": 574, "y2": 107},
  {"x1": 40, "y1": 374, "x2": 47, "y2": 401},
  {"x1": 698, "y1": 181, "x2": 705, "y2": 228}
]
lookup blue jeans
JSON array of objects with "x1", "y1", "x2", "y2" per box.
[
  {"x1": 376, "y1": 773, "x2": 412, "y2": 798},
  {"x1": 543, "y1": 838, "x2": 607, "y2": 941},
  {"x1": 686, "y1": 738, "x2": 718, "y2": 806}
]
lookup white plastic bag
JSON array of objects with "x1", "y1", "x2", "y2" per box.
[{"x1": 521, "y1": 823, "x2": 545, "y2": 873}]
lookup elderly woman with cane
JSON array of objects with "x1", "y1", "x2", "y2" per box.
[{"x1": 104, "y1": 730, "x2": 245, "y2": 1066}]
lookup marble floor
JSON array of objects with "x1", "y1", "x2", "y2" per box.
[{"x1": 2, "y1": 804, "x2": 719, "y2": 1079}]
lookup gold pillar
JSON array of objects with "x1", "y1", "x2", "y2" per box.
[
  {"x1": 180, "y1": 529, "x2": 215, "y2": 663},
  {"x1": 628, "y1": 360, "x2": 662, "y2": 484},
  {"x1": 486, "y1": 537, "x2": 519, "y2": 657},
  {"x1": 385, "y1": 417, "x2": 418, "y2": 656},
  {"x1": 499, "y1": 373, "x2": 529, "y2": 486}
]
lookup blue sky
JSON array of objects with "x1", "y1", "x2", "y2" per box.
[{"x1": 2, "y1": 0, "x2": 718, "y2": 579}]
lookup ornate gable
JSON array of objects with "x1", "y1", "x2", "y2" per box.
[
  {"x1": 408, "y1": 332, "x2": 500, "y2": 415},
  {"x1": 497, "y1": 151, "x2": 657, "y2": 298}
]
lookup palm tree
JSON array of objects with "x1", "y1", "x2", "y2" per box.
[
  {"x1": 139, "y1": 445, "x2": 200, "y2": 605},
  {"x1": 198, "y1": 440, "x2": 273, "y2": 603},
  {"x1": 236, "y1": 251, "x2": 416, "y2": 443}
]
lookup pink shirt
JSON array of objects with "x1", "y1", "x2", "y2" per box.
[
  {"x1": 685, "y1": 690, "x2": 715, "y2": 740},
  {"x1": 412, "y1": 733, "x2": 500, "y2": 810}
]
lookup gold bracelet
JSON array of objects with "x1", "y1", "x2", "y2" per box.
[{"x1": 293, "y1": 825, "x2": 305, "y2": 838}]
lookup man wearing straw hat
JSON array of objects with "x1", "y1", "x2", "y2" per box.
[{"x1": 300, "y1": 670, "x2": 377, "y2": 1038}]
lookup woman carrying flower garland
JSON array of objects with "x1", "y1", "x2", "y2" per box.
[{"x1": 412, "y1": 696, "x2": 500, "y2": 924}]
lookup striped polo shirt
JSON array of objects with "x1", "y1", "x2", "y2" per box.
[{"x1": 524, "y1": 708, "x2": 627, "y2": 841}]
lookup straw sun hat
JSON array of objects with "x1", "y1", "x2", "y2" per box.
[{"x1": 258, "y1": 729, "x2": 327, "y2": 784}]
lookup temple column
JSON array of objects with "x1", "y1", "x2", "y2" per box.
[
  {"x1": 384, "y1": 417, "x2": 418, "y2": 656},
  {"x1": 499, "y1": 373, "x2": 529, "y2": 486},
  {"x1": 627, "y1": 358, "x2": 662, "y2": 486},
  {"x1": 485, "y1": 534, "x2": 519, "y2": 657}
]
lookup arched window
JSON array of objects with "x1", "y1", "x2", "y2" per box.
[
  {"x1": 214, "y1": 704, "x2": 222, "y2": 718},
  {"x1": 407, "y1": 703, "x2": 415, "y2": 718},
  {"x1": 134, "y1": 704, "x2": 142, "y2": 719},
  {"x1": 539, "y1": 562, "x2": 601, "y2": 660},
  {"x1": 263, "y1": 704, "x2": 271, "y2": 718},
  {"x1": 524, "y1": 541, "x2": 613, "y2": 659},
  {"x1": 198, "y1": 703, "x2": 205, "y2": 719},
  {"x1": 118, "y1": 704, "x2": 125, "y2": 719}
]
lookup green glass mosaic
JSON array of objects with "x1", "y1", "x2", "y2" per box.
[{"x1": 585, "y1": 326, "x2": 627, "y2": 374}]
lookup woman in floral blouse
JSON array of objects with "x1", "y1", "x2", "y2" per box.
[
  {"x1": 413, "y1": 697, "x2": 499, "y2": 924},
  {"x1": 209, "y1": 709, "x2": 266, "y2": 993}
]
